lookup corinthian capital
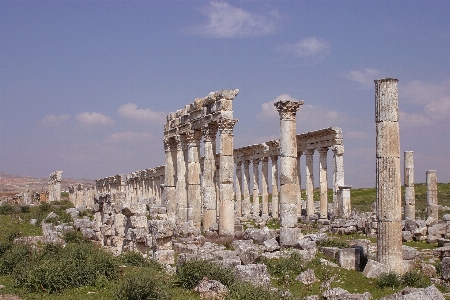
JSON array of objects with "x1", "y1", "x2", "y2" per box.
[
  {"x1": 217, "y1": 119, "x2": 238, "y2": 135},
  {"x1": 274, "y1": 100, "x2": 304, "y2": 120},
  {"x1": 202, "y1": 123, "x2": 218, "y2": 142}
]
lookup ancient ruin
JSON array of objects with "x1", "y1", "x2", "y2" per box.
[
  {"x1": 48, "y1": 170, "x2": 62, "y2": 202},
  {"x1": 404, "y1": 151, "x2": 415, "y2": 220},
  {"x1": 375, "y1": 78, "x2": 403, "y2": 274},
  {"x1": 427, "y1": 170, "x2": 438, "y2": 220}
]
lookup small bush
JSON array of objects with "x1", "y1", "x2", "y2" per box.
[
  {"x1": 227, "y1": 282, "x2": 290, "y2": 300},
  {"x1": 20, "y1": 206, "x2": 30, "y2": 213},
  {"x1": 316, "y1": 238, "x2": 349, "y2": 249},
  {"x1": 39, "y1": 202, "x2": 51, "y2": 213},
  {"x1": 119, "y1": 251, "x2": 162, "y2": 270},
  {"x1": 0, "y1": 244, "x2": 31, "y2": 275},
  {"x1": 0, "y1": 204, "x2": 18, "y2": 215},
  {"x1": 376, "y1": 272, "x2": 401, "y2": 289},
  {"x1": 262, "y1": 252, "x2": 304, "y2": 284},
  {"x1": 401, "y1": 270, "x2": 430, "y2": 288},
  {"x1": 176, "y1": 260, "x2": 235, "y2": 289},
  {"x1": 78, "y1": 209, "x2": 94, "y2": 220},
  {"x1": 113, "y1": 268, "x2": 170, "y2": 300},
  {"x1": 63, "y1": 230, "x2": 90, "y2": 244}
]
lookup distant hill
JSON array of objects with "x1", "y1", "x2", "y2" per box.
[{"x1": 0, "y1": 172, "x2": 95, "y2": 196}]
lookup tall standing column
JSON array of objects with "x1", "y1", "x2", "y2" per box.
[
  {"x1": 319, "y1": 147, "x2": 329, "y2": 219},
  {"x1": 305, "y1": 149, "x2": 315, "y2": 218},
  {"x1": 426, "y1": 170, "x2": 438, "y2": 220},
  {"x1": 235, "y1": 162, "x2": 243, "y2": 217},
  {"x1": 261, "y1": 157, "x2": 269, "y2": 217},
  {"x1": 163, "y1": 137, "x2": 177, "y2": 219},
  {"x1": 404, "y1": 151, "x2": 415, "y2": 220},
  {"x1": 252, "y1": 158, "x2": 261, "y2": 217},
  {"x1": 242, "y1": 161, "x2": 251, "y2": 217},
  {"x1": 375, "y1": 78, "x2": 402, "y2": 274},
  {"x1": 297, "y1": 152, "x2": 303, "y2": 215},
  {"x1": 187, "y1": 130, "x2": 202, "y2": 230},
  {"x1": 218, "y1": 119, "x2": 238, "y2": 236},
  {"x1": 332, "y1": 145, "x2": 344, "y2": 217},
  {"x1": 202, "y1": 123, "x2": 218, "y2": 231},
  {"x1": 275, "y1": 100, "x2": 303, "y2": 246},
  {"x1": 176, "y1": 134, "x2": 188, "y2": 223},
  {"x1": 271, "y1": 155, "x2": 279, "y2": 218},
  {"x1": 55, "y1": 171, "x2": 62, "y2": 202}
]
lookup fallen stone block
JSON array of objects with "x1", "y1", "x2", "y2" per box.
[
  {"x1": 234, "y1": 264, "x2": 270, "y2": 287},
  {"x1": 363, "y1": 259, "x2": 389, "y2": 278}
]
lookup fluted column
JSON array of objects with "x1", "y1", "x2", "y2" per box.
[
  {"x1": 252, "y1": 158, "x2": 261, "y2": 217},
  {"x1": 404, "y1": 151, "x2": 415, "y2": 220},
  {"x1": 176, "y1": 134, "x2": 188, "y2": 223},
  {"x1": 426, "y1": 170, "x2": 438, "y2": 220},
  {"x1": 275, "y1": 100, "x2": 303, "y2": 246},
  {"x1": 261, "y1": 157, "x2": 269, "y2": 217},
  {"x1": 297, "y1": 151, "x2": 303, "y2": 215},
  {"x1": 375, "y1": 78, "x2": 402, "y2": 274},
  {"x1": 242, "y1": 161, "x2": 251, "y2": 217},
  {"x1": 202, "y1": 123, "x2": 218, "y2": 231},
  {"x1": 235, "y1": 161, "x2": 243, "y2": 217},
  {"x1": 305, "y1": 149, "x2": 315, "y2": 218},
  {"x1": 332, "y1": 145, "x2": 344, "y2": 217},
  {"x1": 163, "y1": 137, "x2": 177, "y2": 219},
  {"x1": 271, "y1": 155, "x2": 279, "y2": 218},
  {"x1": 319, "y1": 147, "x2": 329, "y2": 219},
  {"x1": 187, "y1": 130, "x2": 202, "y2": 230},
  {"x1": 218, "y1": 119, "x2": 238, "y2": 236}
]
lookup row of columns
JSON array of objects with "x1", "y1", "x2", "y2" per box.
[{"x1": 234, "y1": 145, "x2": 347, "y2": 220}]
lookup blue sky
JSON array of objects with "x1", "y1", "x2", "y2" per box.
[{"x1": 1, "y1": 0, "x2": 449, "y2": 188}]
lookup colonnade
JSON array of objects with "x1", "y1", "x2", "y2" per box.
[{"x1": 234, "y1": 127, "x2": 347, "y2": 221}]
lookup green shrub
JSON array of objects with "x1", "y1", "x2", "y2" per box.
[
  {"x1": 113, "y1": 268, "x2": 170, "y2": 300},
  {"x1": 20, "y1": 206, "x2": 30, "y2": 213},
  {"x1": 62, "y1": 230, "x2": 90, "y2": 244},
  {"x1": 261, "y1": 252, "x2": 304, "y2": 284},
  {"x1": 119, "y1": 251, "x2": 162, "y2": 270},
  {"x1": 376, "y1": 272, "x2": 401, "y2": 289},
  {"x1": 39, "y1": 202, "x2": 51, "y2": 213},
  {"x1": 78, "y1": 209, "x2": 94, "y2": 220},
  {"x1": 227, "y1": 282, "x2": 290, "y2": 300},
  {"x1": 0, "y1": 244, "x2": 31, "y2": 275},
  {"x1": 0, "y1": 204, "x2": 18, "y2": 215},
  {"x1": 13, "y1": 243, "x2": 118, "y2": 294},
  {"x1": 316, "y1": 238, "x2": 349, "y2": 249},
  {"x1": 401, "y1": 270, "x2": 430, "y2": 288},
  {"x1": 176, "y1": 260, "x2": 235, "y2": 289}
]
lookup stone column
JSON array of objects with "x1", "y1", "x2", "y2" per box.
[
  {"x1": 187, "y1": 130, "x2": 202, "y2": 230},
  {"x1": 305, "y1": 149, "x2": 315, "y2": 218},
  {"x1": 235, "y1": 161, "x2": 243, "y2": 217},
  {"x1": 271, "y1": 155, "x2": 279, "y2": 218},
  {"x1": 163, "y1": 137, "x2": 177, "y2": 219},
  {"x1": 404, "y1": 151, "x2": 415, "y2": 220},
  {"x1": 217, "y1": 119, "x2": 238, "y2": 236},
  {"x1": 426, "y1": 170, "x2": 438, "y2": 220},
  {"x1": 176, "y1": 134, "x2": 188, "y2": 223},
  {"x1": 338, "y1": 185, "x2": 352, "y2": 217},
  {"x1": 202, "y1": 123, "x2": 218, "y2": 231},
  {"x1": 275, "y1": 100, "x2": 303, "y2": 246},
  {"x1": 242, "y1": 160, "x2": 251, "y2": 217},
  {"x1": 55, "y1": 171, "x2": 62, "y2": 202},
  {"x1": 319, "y1": 147, "x2": 329, "y2": 219},
  {"x1": 297, "y1": 152, "x2": 303, "y2": 215},
  {"x1": 252, "y1": 158, "x2": 261, "y2": 217},
  {"x1": 332, "y1": 145, "x2": 345, "y2": 217},
  {"x1": 261, "y1": 157, "x2": 269, "y2": 217},
  {"x1": 375, "y1": 78, "x2": 402, "y2": 274}
]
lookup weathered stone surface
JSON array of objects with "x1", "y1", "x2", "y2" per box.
[
  {"x1": 338, "y1": 248, "x2": 361, "y2": 271},
  {"x1": 194, "y1": 277, "x2": 228, "y2": 300},
  {"x1": 363, "y1": 259, "x2": 389, "y2": 278},
  {"x1": 234, "y1": 264, "x2": 270, "y2": 287},
  {"x1": 380, "y1": 285, "x2": 444, "y2": 300},
  {"x1": 263, "y1": 238, "x2": 280, "y2": 252},
  {"x1": 296, "y1": 268, "x2": 317, "y2": 285},
  {"x1": 402, "y1": 245, "x2": 417, "y2": 260},
  {"x1": 322, "y1": 287, "x2": 371, "y2": 300},
  {"x1": 154, "y1": 249, "x2": 175, "y2": 264},
  {"x1": 244, "y1": 227, "x2": 277, "y2": 245}
]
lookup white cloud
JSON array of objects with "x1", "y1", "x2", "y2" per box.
[
  {"x1": 106, "y1": 131, "x2": 152, "y2": 143},
  {"x1": 424, "y1": 97, "x2": 450, "y2": 120},
  {"x1": 39, "y1": 114, "x2": 70, "y2": 127},
  {"x1": 345, "y1": 68, "x2": 381, "y2": 88},
  {"x1": 188, "y1": 1, "x2": 279, "y2": 38},
  {"x1": 277, "y1": 37, "x2": 330, "y2": 58},
  {"x1": 76, "y1": 112, "x2": 114, "y2": 126},
  {"x1": 257, "y1": 94, "x2": 301, "y2": 119},
  {"x1": 402, "y1": 79, "x2": 450, "y2": 105},
  {"x1": 117, "y1": 103, "x2": 166, "y2": 124},
  {"x1": 346, "y1": 131, "x2": 370, "y2": 139}
]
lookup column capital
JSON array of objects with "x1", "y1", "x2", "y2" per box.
[
  {"x1": 318, "y1": 147, "x2": 329, "y2": 154},
  {"x1": 163, "y1": 137, "x2": 177, "y2": 151},
  {"x1": 252, "y1": 158, "x2": 261, "y2": 165},
  {"x1": 186, "y1": 130, "x2": 202, "y2": 145},
  {"x1": 297, "y1": 150, "x2": 304, "y2": 156},
  {"x1": 202, "y1": 123, "x2": 218, "y2": 142},
  {"x1": 261, "y1": 157, "x2": 269, "y2": 163},
  {"x1": 175, "y1": 134, "x2": 188, "y2": 150},
  {"x1": 217, "y1": 119, "x2": 238, "y2": 135},
  {"x1": 332, "y1": 145, "x2": 344, "y2": 155},
  {"x1": 235, "y1": 161, "x2": 243, "y2": 167},
  {"x1": 270, "y1": 155, "x2": 278, "y2": 162},
  {"x1": 243, "y1": 160, "x2": 251, "y2": 167},
  {"x1": 274, "y1": 100, "x2": 304, "y2": 120},
  {"x1": 305, "y1": 149, "x2": 315, "y2": 156}
]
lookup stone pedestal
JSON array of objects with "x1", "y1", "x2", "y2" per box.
[
  {"x1": 375, "y1": 78, "x2": 403, "y2": 274},
  {"x1": 275, "y1": 99, "x2": 303, "y2": 246},
  {"x1": 404, "y1": 151, "x2": 415, "y2": 220},
  {"x1": 338, "y1": 185, "x2": 352, "y2": 218},
  {"x1": 426, "y1": 170, "x2": 438, "y2": 220}
]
